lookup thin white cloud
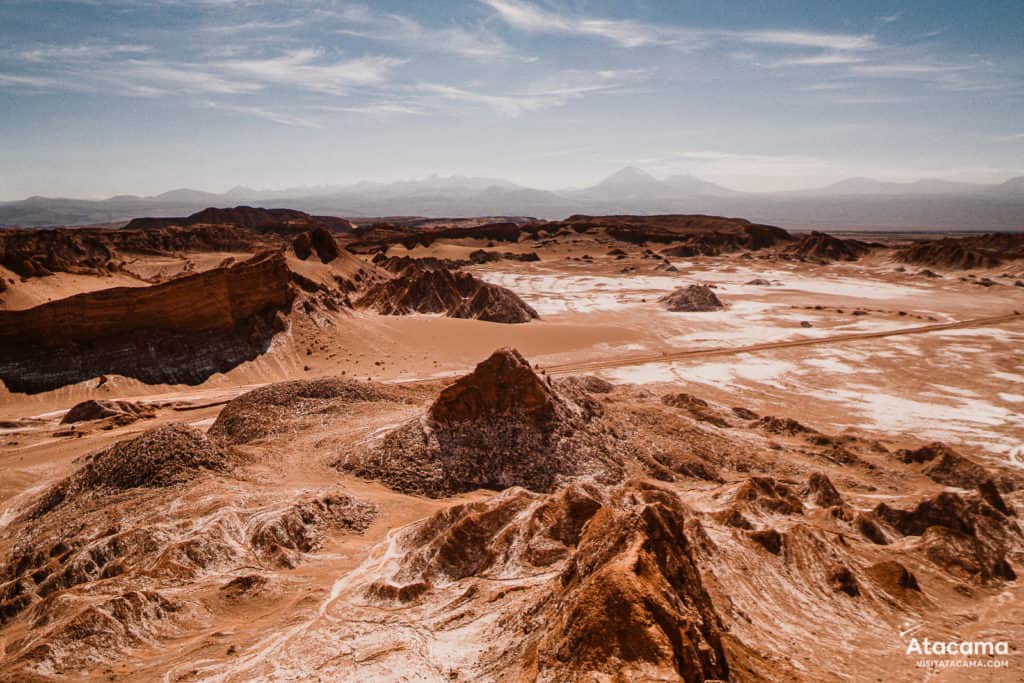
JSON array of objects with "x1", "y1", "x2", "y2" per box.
[
  {"x1": 19, "y1": 43, "x2": 151, "y2": 61},
  {"x1": 735, "y1": 29, "x2": 876, "y2": 51},
  {"x1": 219, "y1": 49, "x2": 404, "y2": 94},
  {"x1": 200, "y1": 19, "x2": 305, "y2": 33},
  {"x1": 0, "y1": 73, "x2": 61, "y2": 89},
  {"x1": 419, "y1": 74, "x2": 626, "y2": 117},
  {"x1": 319, "y1": 103, "x2": 425, "y2": 116},
  {"x1": 115, "y1": 60, "x2": 263, "y2": 95},
  {"x1": 480, "y1": 0, "x2": 876, "y2": 52},
  {"x1": 418, "y1": 67, "x2": 643, "y2": 117},
  {"x1": 852, "y1": 62, "x2": 968, "y2": 76},
  {"x1": 776, "y1": 53, "x2": 867, "y2": 66},
  {"x1": 880, "y1": 12, "x2": 903, "y2": 24}
]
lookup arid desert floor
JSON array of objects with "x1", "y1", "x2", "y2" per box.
[{"x1": 0, "y1": 212, "x2": 1022, "y2": 681}]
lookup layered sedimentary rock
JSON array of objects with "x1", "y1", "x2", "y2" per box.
[
  {"x1": 354, "y1": 265, "x2": 538, "y2": 323},
  {"x1": 0, "y1": 251, "x2": 292, "y2": 393}
]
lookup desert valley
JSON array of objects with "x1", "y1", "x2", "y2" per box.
[{"x1": 0, "y1": 207, "x2": 1021, "y2": 681}]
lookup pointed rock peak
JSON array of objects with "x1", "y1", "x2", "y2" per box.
[{"x1": 430, "y1": 348, "x2": 559, "y2": 423}]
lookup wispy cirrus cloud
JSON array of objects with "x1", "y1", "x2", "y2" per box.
[
  {"x1": 18, "y1": 43, "x2": 151, "y2": 61},
  {"x1": 735, "y1": 29, "x2": 876, "y2": 51},
  {"x1": 775, "y1": 53, "x2": 867, "y2": 66},
  {"x1": 318, "y1": 103, "x2": 425, "y2": 116},
  {"x1": 419, "y1": 68, "x2": 643, "y2": 117},
  {"x1": 0, "y1": 43, "x2": 404, "y2": 98},
  {"x1": 218, "y1": 49, "x2": 404, "y2": 94},
  {"x1": 0, "y1": 72, "x2": 62, "y2": 88},
  {"x1": 199, "y1": 19, "x2": 305, "y2": 33},
  {"x1": 335, "y1": 11, "x2": 513, "y2": 59},
  {"x1": 479, "y1": 0, "x2": 877, "y2": 52}
]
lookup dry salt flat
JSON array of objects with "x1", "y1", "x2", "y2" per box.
[{"x1": 598, "y1": 334, "x2": 1023, "y2": 458}]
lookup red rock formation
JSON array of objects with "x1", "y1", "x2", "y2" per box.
[
  {"x1": 430, "y1": 347, "x2": 559, "y2": 424},
  {"x1": 339, "y1": 348, "x2": 620, "y2": 496},
  {"x1": 291, "y1": 227, "x2": 341, "y2": 262},
  {"x1": 0, "y1": 251, "x2": 293, "y2": 393},
  {"x1": 355, "y1": 266, "x2": 538, "y2": 323}
]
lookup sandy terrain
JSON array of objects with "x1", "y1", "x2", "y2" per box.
[{"x1": 0, "y1": 219, "x2": 1022, "y2": 681}]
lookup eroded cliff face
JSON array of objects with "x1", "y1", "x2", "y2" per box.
[{"x1": 0, "y1": 251, "x2": 293, "y2": 393}]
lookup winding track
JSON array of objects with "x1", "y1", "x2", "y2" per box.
[{"x1": 539, "y1": 311, "x2": 1023, "y2": 376}]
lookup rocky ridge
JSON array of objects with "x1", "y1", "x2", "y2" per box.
[{"x1": 0, "y1": 251, "x2": 293, "y2": 393}]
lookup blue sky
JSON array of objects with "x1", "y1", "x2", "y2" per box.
[{"x1": 1, "y1": 0, "x2": 1022, "y2": 199}]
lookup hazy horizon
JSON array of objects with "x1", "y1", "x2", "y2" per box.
[
  {"x1": 7, "y1": 166, "x2": 1024, "y2": 204},
  {"x1": 2, "y1": 0, "x2": 1023, "y2": 201}
]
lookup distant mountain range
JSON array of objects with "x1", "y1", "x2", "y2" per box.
[{"x1": 2, "y1": 167, "x2": 1023, "y2": 230}]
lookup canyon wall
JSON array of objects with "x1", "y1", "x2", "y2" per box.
[{"x1": 0, "y1": 251, "x2": 292, "y2": 393}]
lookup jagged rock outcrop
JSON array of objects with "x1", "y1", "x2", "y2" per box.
[
  {"x1": 291, "y1": 226, "x2": 341, "y2": 262},
  {"x1": 659, "y1": 284, "x2": 724, "y2": 312},
  {"x1": 896, "y1": 442, "x2": 990, "y2": 488},
  {"x1": 0, "y1": 251, "x2": 292, "y2": 393},
  {"x1": 802, "y1": 472, "x2": 843, "y2": 508},
  {"x1": 339, "y1": 348, "x2": 621, "y2": 496},
  {"x1": 354, "y1": 266, "x2": 538, "y2": 323},
  {"x1": 873, "y1": 491, "x2": 1020, "y2": 582},
  {"x1": 363, "y1": 479, "x2": 729, "y2": 682},
  {"x1": 787, "y1": 231, "x2": 873, "y2": 262}
]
